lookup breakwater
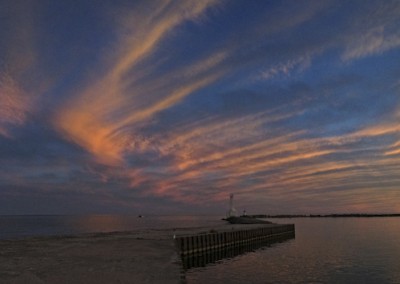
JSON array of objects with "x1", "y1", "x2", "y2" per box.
[
  {"x1": 181, "y1": 233, "x2": 294, "y2": 270},
  {"x1": 175, "y1": 224, "x2": 295, "y2": 257}
]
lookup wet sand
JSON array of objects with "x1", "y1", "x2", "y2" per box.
[
  {"x1": 0, "y1": 223, "x2": 282, "y2": 283},
  {"x1": 0, "y1": 230, "x2": 182, "y2": 284}
]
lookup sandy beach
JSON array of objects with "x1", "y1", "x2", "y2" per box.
[
  {"x1": 0, "y1": 223, "x2": 288, "y2": 283},
  {"x1": 0, "y1": 230, "x2": 182, "y2": 284}
]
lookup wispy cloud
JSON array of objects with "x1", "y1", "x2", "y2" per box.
[
  {"x1": 52, "y1": 0, "x2": 400, "y2": 211},
  {"x1": 0, "y1": 73, "x2": 31, "y2": 138},
  {"x1": 1, "y1": 1, "x2": 400, "y2": 214},
  {"x1": 259, "y1": 56, "x2": 311, "y2": 80},
  {"x1": 342, "y1": 26, "x2": 400, "y2": 61},
  {"x1": 341, "y1": 1, "x2": 400, "y2": 61},
  {"x1": 55, "y1": 0, "x2": 221, "y2": 166}
]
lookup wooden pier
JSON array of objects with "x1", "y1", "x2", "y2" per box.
[{"x1": 175, "y1": 223, "x2": 295, "y2": 256}]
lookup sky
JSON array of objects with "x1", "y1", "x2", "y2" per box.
[{"x1": 0, "y1": 0, "x2": 399, "y2": 215}]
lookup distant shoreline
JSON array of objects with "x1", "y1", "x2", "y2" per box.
[{"x1": 249, "y1": 214, "x2": 400, "y2": 218}]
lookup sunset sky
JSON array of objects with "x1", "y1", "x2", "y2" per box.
[{"x1": 1, "y1": 0, "x2": 399, "y2": 215}]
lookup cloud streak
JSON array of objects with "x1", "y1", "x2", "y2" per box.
[
  {"x1": 46, "y1": 0, "x2": 400, "y2": 212},
  {"x1": 1, "y1": 0, "x2": 400, "y2": 214},
  {"x1": 55, "y1": 0, "x2": 221, "y2": 166},
  {"x1": 0, "y1": 73, "x2": 31, "y2": 138}
]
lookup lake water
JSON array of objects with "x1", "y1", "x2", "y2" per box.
[
  {"x1": 186, "y1": 217, "x2": 400, "y2": 284},
  {"x1": 0, "y1": 215, "x2": 223, "y2": 240},
  {"x1": 1, "y1": 215, "x2": 399, "y2": 283}
]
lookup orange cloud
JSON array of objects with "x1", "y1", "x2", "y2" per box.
[
  {"x1": 116, "y1": 104, "x2": 399, "y2": 206},
  {"x1": 54, "y1": 1, "x2": 221, "y2": 166},
  {"x1": 49, "y1": 1, "x2": 400, "y2": 211},
  {"x1": 146, "y1": 113, "x2": 400, "y2": 205}
]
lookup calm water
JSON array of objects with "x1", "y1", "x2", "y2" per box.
[
  {"x1": 1, "y1": 216, "x2": 399, "y2": 283},
  {"x1": 0, "y1": 214, "x2": 223, "y2": 239},
  {"x1": 186, "y1": 218, "x2": 400, "y2": 284}
]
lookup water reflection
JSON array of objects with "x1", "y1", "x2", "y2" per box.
[
  {"x1": 182, "y1": 233, "x2": 295, "y2": 270},
  {"x1": 71, "y1": 215, "x2": 135, "y2": 232},
  {"x1": 186, "y1": 218, "x2": 400, "y2": 284}
]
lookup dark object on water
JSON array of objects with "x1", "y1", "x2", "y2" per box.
[
  {"x1": 223, "y1": 216, "x2": 273, "y2": 224},
  {"x1": 138, "y1": 215, "x2": 144, "y2": 218}
]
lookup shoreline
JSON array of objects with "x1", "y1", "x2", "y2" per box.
[
  {"x1": 0, "y1": 223, "x2": 292, "y2": 284},
  {"x1": 250, "y1": 213, "x2": 400, "y2": 218},
  {"x1": 0, "y1": 228, "x2": 182, "y2": 284}
]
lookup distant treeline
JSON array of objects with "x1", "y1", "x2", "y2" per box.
[{"x1": 248, "y1": 214, "x2": 400, "y2": 218}]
